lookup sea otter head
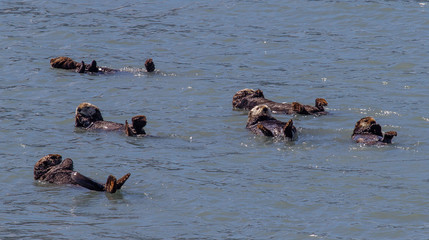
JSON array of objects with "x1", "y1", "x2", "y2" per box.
[
  {"x1": 50, "y1": 57, "x2": 79, "y2": 69},
  {"x1": 247, "y1": 104, "x2": 273, "y2": 126},
  {"x1": 75, "y1": 102, "x2": 104, "y2": 128},
  {"x1": 232, "y1": 88, "x2": 265, "y2": 109},
  {"x1": 34, "y1": 154, "x2": 64, "y2": 180},
  {"x1": 315, "y1": 98, "x2": 328, "y2": 111},
  {"x1": 353, "y1": 117, "x2": 381, "y2": 136}
]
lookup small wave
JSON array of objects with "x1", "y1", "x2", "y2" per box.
[
  {"x1": 375, "y1": 110, "x2": 401, "y2": 117},
  {"x1": 348, "y1": 108, "x2": 401, "y2": 117}
]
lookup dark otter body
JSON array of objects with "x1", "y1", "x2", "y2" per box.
[
  {"x1": 75, "y1": 102, "x2": 147, "y2": 136},
  {"x1": 34, "y1": 154, "x2": 130, "y2": 193},
  {"x1": 352, "y1": 117, "x2": 397, "y2": 145},
  {"x1": 233, "y1": 88, "x2": 328, "y2": 116},
  {"x1": 50, "y1": 56, "x2": 155, "y2": 73},
  {"x1": 246, "y1": 105, "x2": 297, "y2": 140}
]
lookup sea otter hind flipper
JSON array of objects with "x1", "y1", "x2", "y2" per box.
[
  {"x1": 76, "y1": 61, "x2": 85, "y2": 73},
  {"x1": 283, "y1": 119, "x2": 296, "y2": 139},
  {"x1": 71, "y1": 171, "x2": 105, "y2": 191},
  {"x1": 257, "y1": 123, "x2": 274, "y2": 137},
  {"x1": 145, "y1": 58, "x2": 155, "y2": 72},
  {"x1": 116, "y1": 173, "x2": 131, "y2": 189},
  {"x1": 105, "y1": 175, "x2": 118, "y2": 193},
  {"x1": 315, "y1": 98, "x2": 328, "y2": 109},
  {"x1": 382, "y1": 131, "x2": 397, "y2": 143},
  {"x1": 87, "y1": 60, "x2": 99, "y2": 73}
]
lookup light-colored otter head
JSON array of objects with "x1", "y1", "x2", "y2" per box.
[
  {"x1": 247, "y1": 104, "x2": 273, "y2": 126},
  {"x1": 353, "y1": 117, "x2": 378, "y2": 135},
  {"x1": 34, "y1": 154, "x2": 63, "y2": 180},
  {"x1": 232, "y1": 88, "x2": 265, "y2": 109},
  {"x1": 75, "y1": 102, "x2": 103, "y2": 128}
]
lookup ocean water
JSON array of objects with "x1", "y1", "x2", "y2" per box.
[{"x1": 1, "y1": 0, "x2": 428, "y2": 239}]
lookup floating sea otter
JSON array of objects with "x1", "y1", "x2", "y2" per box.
[
  {"x1": 352, "y1": 117, "x2": 397, "y2": 145},
  {"x1": 246, "y1": 104, "x2": 297, "y2": 140},
  {"x1": 233, "y1": 88, "x2": 328, "y2": 115},
  {"x1": 34, "y1": 154, "x2": 130, "y2": 193},
  {"x1": 75, "y1": 102, "x2": 147, "y2": 136},
  {"x1": 50, "y1": 56, "x2": 155, "y2": 73}
]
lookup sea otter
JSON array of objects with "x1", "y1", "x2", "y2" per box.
[
  {"x1": 352, "y1": 117, "x2": 397, "y2": 145},
  {"x1": 233, "y1": 88, "x2": 328, "y2": 115},
  {"x1": 75, "y1": 102, "x2": 147, "y2": 136},
  {"x1": 50, "y1": 56, "x2": 155, "y2": 73},
  {"x1": 34, "y1": 154, "x2": 130, "y2": 193},
  {"x1": 246, "y1": 104, "x2": 297, "y2": 140}
]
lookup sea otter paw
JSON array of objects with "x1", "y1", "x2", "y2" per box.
[
  {"x1": 382, "y1": 131, "x2": 398, "y2": 143},
  {"x1": 283, "y1": 119, "x2": 296, "y2": 139},
  {"x1": 116, "y1": 173, "x2": 131, "y2": 189},
  {"x1": 145, "y1": 59, "x2": 155, "y2": 72},
  {"x1": 105, "y1": 175, "x2": 118, "y2": 193},
  {"x1": 257, "y1": 123, "x2": 274, "y2": 137}
]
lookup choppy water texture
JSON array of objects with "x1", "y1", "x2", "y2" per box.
[{"x1": 1, "y1": 0, "x2": 429, "y2": 239}]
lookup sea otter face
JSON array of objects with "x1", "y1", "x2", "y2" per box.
[
  {"x1": 353, "y1": 117, "x2": 378, "y2": 135},
  {"x1": 232, "y1": 88, "x2": 265, "y2": 108},
  {"x1": 34, "y1": 155, "x2": 75, "y2": 181},
  {"x1": 247, "y1": 104, "x2": 272, "y2": 126},
  {"x1": 75, "y1": 102, "x2": 104, "y2": 128},
  {"x1": 235, "y1": 88, "x2": 264, "y2": 100},
  {"x1": 34, "y1": 154, "x2": 63, "y2": 180}
]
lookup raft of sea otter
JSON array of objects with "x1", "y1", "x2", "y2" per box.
[{"x1": 35, "y1": 56, "x2": 398, "y2": 193}]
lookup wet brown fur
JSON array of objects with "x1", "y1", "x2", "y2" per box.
[
  {"x1": 50, "y1": 56, "x2": 155, "y2": 73},
  {"x1": 351, "y1": 117, "x2": 397, "y2": 144},
  {"x1": 50, "y1": 57, "x2": 80, "y2": 70},
  {"x1": 233, "y1": 88, "x2": 328, "y2": 115},
  {"x1": 34, "y1": 154, "x2": 130, "y2": 193},
  {"x1": 75, "y1": 102, "x2": 147, "y2": 136},
  {"x1": 246, "y1": 105, "x2": 297, "y2": 140}
]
